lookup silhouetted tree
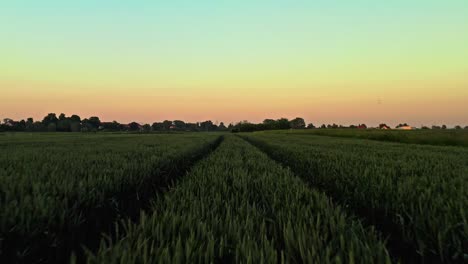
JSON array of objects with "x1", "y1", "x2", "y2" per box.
[
  {"x1": 26, "y1": 118, "x2": 34, "y2": 131},
  {"x1": 276, "y1": 118, "x2": 291, "y2": 129},
  {"x1": 151, "y1": 122, "x2": 164, "y2": 131},
  {"x1": 57, "y1": 113, "x2": 71, "y2": 132},
  {"x1": 262, "y1": 119, "x2": 276, "y2": 130},
  {"x1": 306, "y1": 123, "x2": 315, "y2": 129},
  {"x1": 128, "y1": 122, "x2": 141, "y2": 131},
  {"x1": 70, "y1": 115, "x2": 81, "y2": 123},
  {"x1": 17, "y1": 120, "x2": 26, "y2": 131},
  {"x1": 142, "y1": 124, "x2": 151, "y2": 132},
  {"x1": 173, "y1": 120, "x2": 186, "y2": 131},
  {"x1": 47, "y1": 123, "x2": 57, "y2": 132},
  {"x1": 81, "y1": 118, "x2": 97, "y2": 132},
  {"x1": 68, "y1": 115, "x2": 81, "y2": 132},
  {"x1": 290, "y1": 117, "x2": 306, "y2": 129},
  {"x1": 200, "y1": 120, "x2": 215, "y2": 131},
  {"x1": 186, "y1": 123, "x2": 199, "y2": 131},
  {"x1": 88, "y1": 117, "x2": 101, "y2": 129},
  {"x1": 59, "y1": 113, "x2": 66, "y2": 121},
  {"x1": 218, "y1": 122, "x2": 227, "y2": 131},
  {"x1": 42, "y1": 113, "x2": 58, "y2": 127},
  {"x1": 235, "y1": 121, "x2": 257, "y2": 132},
  {"x1": 99, "y1": 121, "x2": 121, "y2": 131},
  {"x1": 162, "y1": 120, "x2": 173, "y2": 130},
  {"x1": 33, "y1": 121, "x2": 45, "y2": 131},
  {"x1": 70, "y1": 122, "x2": 81, "y2": 132}
]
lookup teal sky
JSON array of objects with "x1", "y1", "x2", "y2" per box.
[{"x1": 1, "y1": 1, "x2": 467, "y2": 125}]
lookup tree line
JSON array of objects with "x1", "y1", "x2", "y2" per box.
[
  {"x1": 231, "y1": 118, "x2": 307, "y2": 132},
  {"x1": 0, "y1": 114, "x2": 308, "y2": 133},
  {"x1": 1, "y1": 114, "x2": 466, "y2": 132},
  {"x1": 0, "y1": 113, "x2": 230, "y2": 132},
  {"x1": 231, "y1": 120, "x2": 467, "y2": 132}
]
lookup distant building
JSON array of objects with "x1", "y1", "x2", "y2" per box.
[
  {"x1": 357, "y1": 124, "x2": 367, "y2": 129},
  {"x1": 396, "y1": 126, "x2": 414, "y2": 130},
  {"x1": 379, "y1": 124, "x2": 391, "y2": 130},
  {"x1": 2, "y1": 118, "x2": 15, "y2": 127}
]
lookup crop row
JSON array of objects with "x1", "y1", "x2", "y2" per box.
[
  {"x1": 274, "y1": 129, "x2": 468, "y2": 147},
  {"x1": 242, "y1": 133, "x2": 468, "y2": 262},
  {"x1": 0, "y1": 133, "x2": 221, "y2": 263},
  {"x1": 85, "y1": 135, "x2": 391, "y2": 263}
]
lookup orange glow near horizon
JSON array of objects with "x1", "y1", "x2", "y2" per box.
[{"x1": 2, "y1": 76, "x2": 467, "y2": 126}]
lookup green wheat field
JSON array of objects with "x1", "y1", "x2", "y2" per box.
[{"x1": 0, "y1": 131, "x2": 467, "y2": 263}]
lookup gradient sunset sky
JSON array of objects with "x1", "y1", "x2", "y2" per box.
[{"x1": 1, "y1": 1, "x2": 467, "y2": 126}]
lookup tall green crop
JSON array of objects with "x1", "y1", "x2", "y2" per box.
[
  {"x1": 243, "y1": 132, "x2": 468, "y2": 262},
  {"x1": 0, "y1": 133, "x2": 221, "y2": 263},
  {"x1": 272, "y1": 128, "x2": 468, "y2": 147},
  {"x1": 87, "y1": 135, "x2": 391, "y2": 263}
]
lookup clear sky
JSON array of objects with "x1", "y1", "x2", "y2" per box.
[{"x1": 1, "y1": 0, "x2": 467, "y2": 126}]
